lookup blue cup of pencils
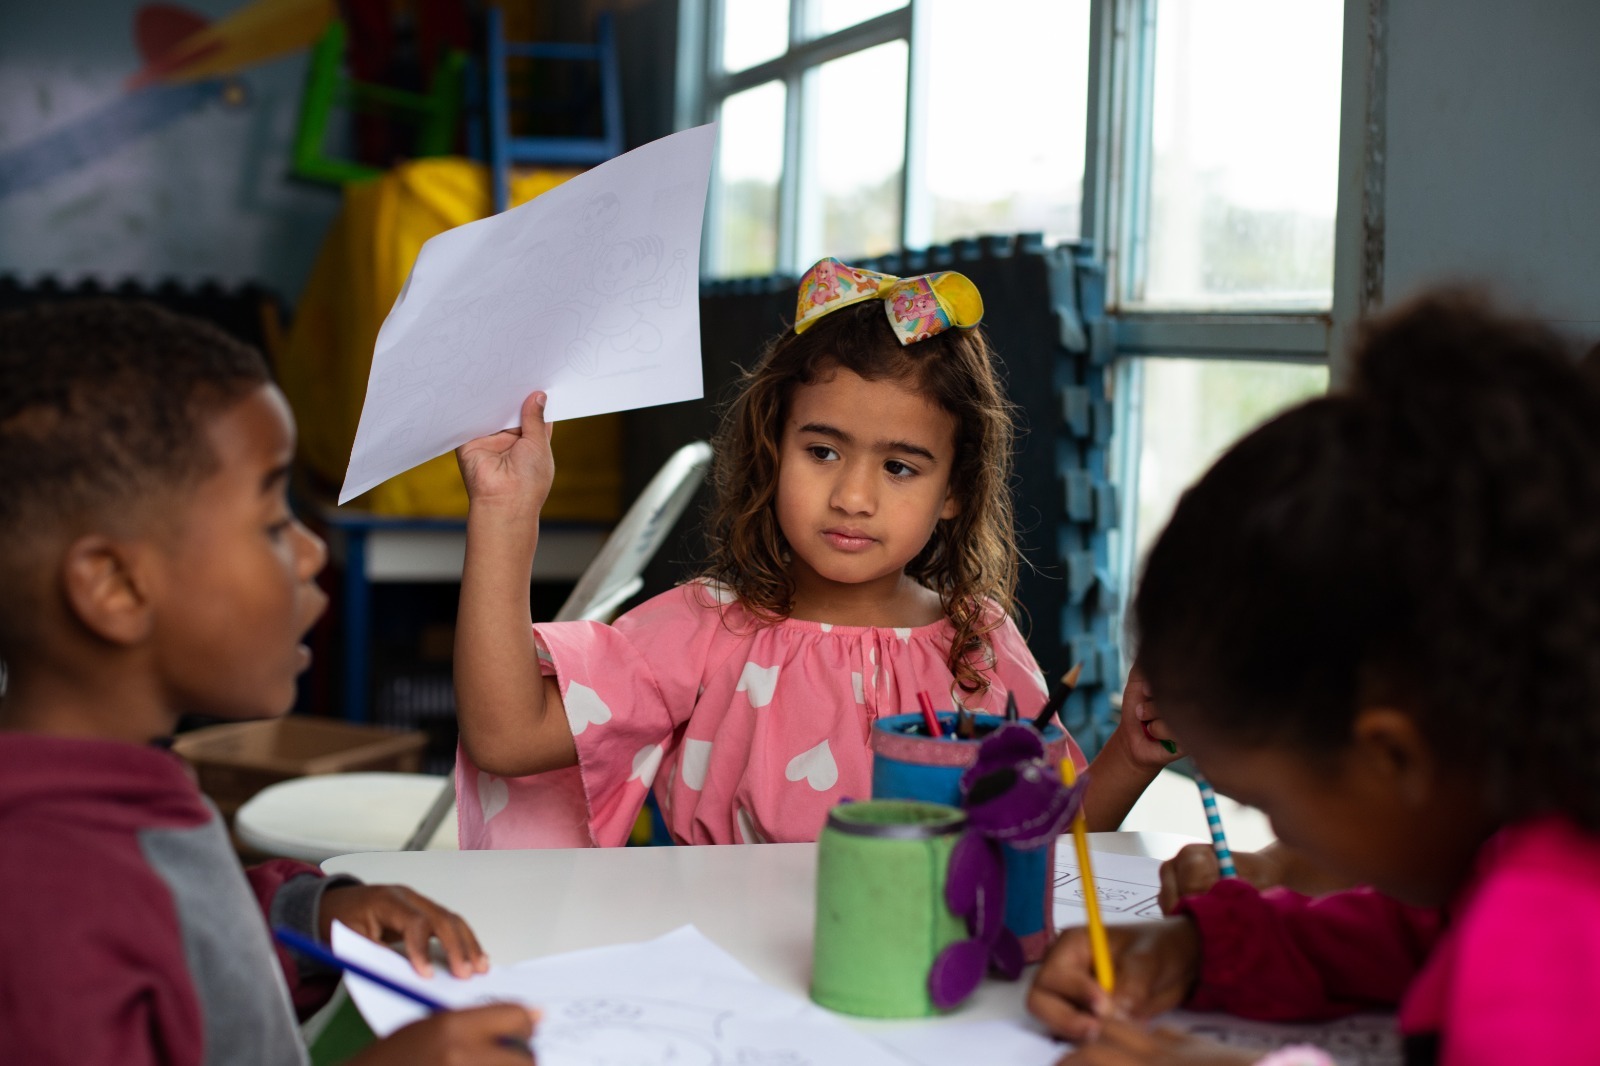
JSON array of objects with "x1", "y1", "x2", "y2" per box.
[{"x1": 869, "y1": 708, "x2": 1075, "y2": 962}]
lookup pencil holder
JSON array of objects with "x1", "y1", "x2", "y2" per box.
[
  {"x1": 810, "y1": 800, "x2": 967, "y2": 1018},
  {"x1": 870, "y1": 712, "x2": 1073, "y2": 963}
]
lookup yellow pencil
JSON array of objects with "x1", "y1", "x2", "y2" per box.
[{"x1": 1059, "y1": 757, "x2": 1114, "y2": 994}]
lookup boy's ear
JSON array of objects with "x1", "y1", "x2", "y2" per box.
[
  {"x1": 61, "y1": 534, "x2": 156, "y2": 646},
  {"x1": 1348, "y1": 706, "x2": 1435, "y2": 807}
]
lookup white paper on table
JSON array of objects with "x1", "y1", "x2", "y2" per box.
[
  {"x1": 339, "y1": 123, "x2": 716, "y2": 504},
  {"x1": 334, "y1": 922, "x2": 909, "y2": 1066}
]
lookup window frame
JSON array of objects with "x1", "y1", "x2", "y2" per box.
[
  {"x1": 1083, "y1": 0, "x2": 1337, "y2": 602},
  {"x1": 684, "y1": 3, "x2": 920, "y2": 276}
]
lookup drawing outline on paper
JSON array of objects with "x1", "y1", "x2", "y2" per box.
[
  {"x1": 1053, "y1": 872, "x2": 1159, "y2": 915},
  {"x1": 333, "y1": 922, "x2": 905, "y2": 1066}
]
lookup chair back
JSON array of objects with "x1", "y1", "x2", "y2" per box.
[{"x1": 553, "y1": 439, "x2": 712, "y2": 622}]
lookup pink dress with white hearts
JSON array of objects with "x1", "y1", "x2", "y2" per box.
[{"x1": 455, "y1": 582, "x2": 1087, "y2": 848}]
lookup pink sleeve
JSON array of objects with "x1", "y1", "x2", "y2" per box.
[
  {"x1": 1178, "y1": 879, "x2": 1441, "y2": 1021},
  {"x1": 1436, "y1": 861, "x2": 1600, "y2": 1066},
  {"x1": 457, "y1": 588, "x2": 728, "y2": 850}
]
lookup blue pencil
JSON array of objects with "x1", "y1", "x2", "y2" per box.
[
  {"x1": 274, "y1": 927, "x2": 533, "y2": 1055},
  {"x1": 274, "y1": 926, "x2": 453, "y2": 1012},
  {"x1": 1193, "y1": 773, "x2": 1238, "y2": 878}
]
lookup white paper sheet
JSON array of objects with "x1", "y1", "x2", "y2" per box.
[
  {"x1": 331, "y1": 922, "x2": 910, "y2": 1066},
  {"x1": 339, "y1": 124, "x2": 716, "y2": 504}
]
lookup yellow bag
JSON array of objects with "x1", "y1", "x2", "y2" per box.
[{"x1": 279, "y1": 158, "x2": 622, "y2": 520}]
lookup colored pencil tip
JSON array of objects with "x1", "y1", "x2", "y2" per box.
[
  {"x1": 1004, "y1": 691, "x2": 1019, "y2": 723},
  {"x1": 1160, "y1": 739, "x2": 1178, "y2": 754},
  {"x1": 1061, "y1": 662, "x2": 1083, "y2": 689}
]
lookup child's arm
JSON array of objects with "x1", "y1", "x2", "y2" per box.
[
  {"x1": 1080, "y1": 662, "x2": 1184, "y2": 831},
  {"x1": 454, "y1": 391, "x2": 578, "y2": 777},
  {"x1": 1158, "y1": 841, "x2": 1358, "y2": 913}
]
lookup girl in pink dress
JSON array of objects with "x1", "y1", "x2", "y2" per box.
[
  {"x1": 451, "y1": 259, "x2": 1180, "y2": 848},
  {"x1": 1028, "y1": 291, "x2": 1600, "y2": 1066}
]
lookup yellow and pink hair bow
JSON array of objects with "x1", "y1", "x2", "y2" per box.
[{"x1": 795, "y1": 257, "x2": 985, "y2": 346}]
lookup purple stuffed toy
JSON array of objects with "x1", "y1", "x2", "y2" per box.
[{"x1": 927, "y1": 723, "x2": 1086, "y2": 1009}]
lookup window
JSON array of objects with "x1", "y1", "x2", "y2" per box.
[
  {"x1": 1098, "y1": 0, "x2": 1344, "y2": 594},
  {"x1": 695, "y1": 0, "x2": 1091, "y2": 277},
  {"x1": 1133, "y1": 0, "x2": 1343, "y2": 309},
  {"x1": 1115, "y1": 358, "x2": 1330, "y2": 580}
]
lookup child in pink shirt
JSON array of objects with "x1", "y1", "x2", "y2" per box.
[
  {"x1": 1028, "y1": 290, "x2": 1600, "y2": 1066},
  {"x1": 451, "y1": 257, "x2": 1180, "y2": 848}
]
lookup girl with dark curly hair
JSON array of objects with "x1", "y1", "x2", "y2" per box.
[
  {"x1": 1029, "y1": 290, "x2": 1600, "y2": 1066},
  {"x1": 451, "y1": 258, "x2": 1175, "y2": 848}
]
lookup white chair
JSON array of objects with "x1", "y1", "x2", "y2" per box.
[{"x1": 233, "y1": 440, "x2": 713, "y2": 860}]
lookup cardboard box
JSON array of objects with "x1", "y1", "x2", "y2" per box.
[{"x1": 173, "y1": 716, "x2": 428, "y2": 824}]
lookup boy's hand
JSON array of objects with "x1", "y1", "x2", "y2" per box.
[
  {"x1": 349, "y1": 1004, "x2": 539, "y2": 1064},
  {"x1": 319, "y1": 884, "x2": 489, "y2": 978},
  {"x1": 1118, "y1": 663, "x2": 1183, "y2": 770},
  {"x1": 1054, "y1": 1017, "x2": 1260, "y2": 1065},
  {"x1": 1027, "y1": 918, "x2": 1201, "y2": 1044},
  {"x1": 456, "y1": 391, "x2": 556, "y2": 512}
]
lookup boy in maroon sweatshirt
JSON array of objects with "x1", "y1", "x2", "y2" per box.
[{"x1": 0, "y1": 301, "x2": 536, "y2": 1065}]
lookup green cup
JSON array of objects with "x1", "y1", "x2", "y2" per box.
[{"x1": 809, "y1": 799, "x2": 967, "y2": 1018}]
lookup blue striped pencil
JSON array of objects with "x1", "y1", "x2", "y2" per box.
[{"x1": 1193, "y1": 773, "x2": 1238, "y2": 878}]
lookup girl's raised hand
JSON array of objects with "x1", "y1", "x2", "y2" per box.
[
  {"x1": 1053, "y1": 1017, "x2": 1260, "y2": 1066},
  {"x1": 1027, "y1": 918, "x2": 1201, "y2": 1043},
  {"x1": 456, "y1": 391, "x2": 556, "y2": 512}
]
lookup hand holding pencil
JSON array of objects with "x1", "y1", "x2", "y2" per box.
[{"x1": 1025, "y1": 916, "x2": 1203, "y2": 1044}]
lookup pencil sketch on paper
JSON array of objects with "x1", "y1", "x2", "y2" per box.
[
  {"x1": 1052, "y1": 872, "x2": 1160, "y2": 916},
  {"x1": 333, "y1": 923, "x2": 906, "y2": 1066}
]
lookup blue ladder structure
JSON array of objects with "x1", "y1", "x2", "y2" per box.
[{"x1": 484, "y1": 7, "x2": 624, "y2": 214}]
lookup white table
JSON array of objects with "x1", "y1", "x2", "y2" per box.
[{"x1": 324, "y1": 831, "x2": 1197, "y2": 1027}]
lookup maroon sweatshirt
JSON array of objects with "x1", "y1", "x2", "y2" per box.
[{"x1": 0, "y1": 733, "x2": 346, "y2": 1065}]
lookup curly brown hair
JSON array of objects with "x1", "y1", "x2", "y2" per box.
[
  {"x1": 699, "y1": 300, "x2": 1021, "y2": 696},
  {"x1": 1133, "y1": 289, "x2": 1600, "y2": 832}
]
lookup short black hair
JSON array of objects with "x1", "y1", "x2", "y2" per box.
[
  {"x1": 0, "y1": 300, "x2": 270, "y2": 649},
  {"x1": 1133, "y1": 290, "x2": 1600, "y2": 831}
]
